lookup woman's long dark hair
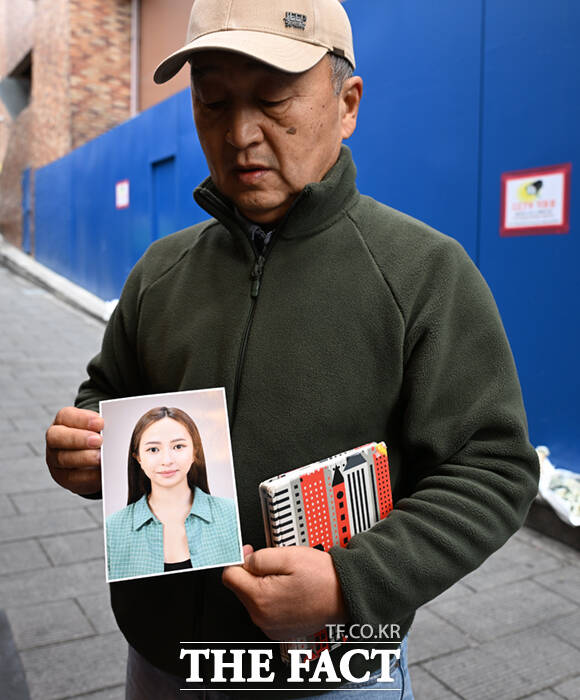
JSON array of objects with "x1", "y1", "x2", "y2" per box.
[{"x1": 127, "y1": 406, "x2": 209, "y2": 505}]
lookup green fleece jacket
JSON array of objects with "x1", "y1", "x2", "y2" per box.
[{"x1": 76, "y1": 146, "x2": 538, "y2": 691}]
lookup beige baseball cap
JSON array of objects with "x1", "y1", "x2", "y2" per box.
[{"x1": 153, "y1": 0, "x2": 355, "y2": 84}]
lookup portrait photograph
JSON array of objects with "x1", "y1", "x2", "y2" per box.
[{"x1": 100, "y1": 388, "x2": 243, "y2": 582}]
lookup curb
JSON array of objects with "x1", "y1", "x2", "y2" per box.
[{"x1": 0, "y1": 236, "x2": 115, "y2": 324}]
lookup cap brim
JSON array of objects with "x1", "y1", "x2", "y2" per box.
[{"x1": 154, "y1": 30, "x2": 328, "y2": 84}]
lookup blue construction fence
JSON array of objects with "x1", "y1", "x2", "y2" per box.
[{"x1": 34, "y1": 0, "x2": 579, "y2": 469}]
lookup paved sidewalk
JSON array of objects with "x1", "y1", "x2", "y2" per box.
[{"x1": 1, "y1": 262, "x2": 579, "y2": 700}]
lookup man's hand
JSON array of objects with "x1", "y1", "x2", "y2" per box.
[
  {"x1": 222, "y1": 545, "x2": 347, "y2": 640},
  {"x1": 45, "y1": 407, "x2": 103, "y2": 495}
]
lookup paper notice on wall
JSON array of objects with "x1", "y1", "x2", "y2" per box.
[
  {"x1": 500, "y1": 164, "x2": 571, "y2": 236},
  {"x1": 115, "y1": 179, "x2": 130, "y2": 209}
]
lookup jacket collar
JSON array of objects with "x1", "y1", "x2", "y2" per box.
[
  {"x1": 131, "y1": 487, "x2": 213, "y2": 531},
  {"x1": 192, "y1": 145, "x2": 359, "y2": 241}
]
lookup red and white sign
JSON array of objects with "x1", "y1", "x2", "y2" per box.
[
  {"x1": 115, "y1": 179, "x2": 130, "y2": 209},
  {"x1": 500, "y1": 163, "x2": 571, "y2": 236}
]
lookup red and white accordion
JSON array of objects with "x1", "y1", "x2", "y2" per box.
[{"x1": 259, "y1": 442, "x2": 393, "y2": 661}]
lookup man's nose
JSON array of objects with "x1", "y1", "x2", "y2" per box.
[{"x1": 225, "y1": 105, "x2": 263, "y2": 150}]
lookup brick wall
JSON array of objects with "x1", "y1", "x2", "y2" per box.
[
  {"x1": 1, "y1": 0, "x2": 133, "y2": 248},
  {"x1": 0, "y1": 103, "x2": 10, "y2": 183},
  {"x1": 0, "y1": 108, "x2": 33, "y2": 245},
  {"x1": 32, "y1": 0, "x2": 72, "y2": 169},
  {"x1": 0, "y1": 0, "x2": 36, "y2": 245},
  {"x1": 69, "y1": 0, "x2": 131, "y2": 150}
]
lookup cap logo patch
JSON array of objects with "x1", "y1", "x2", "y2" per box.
[{"x1": 284, "y1": 12, "x2": 307, "y2": 30}]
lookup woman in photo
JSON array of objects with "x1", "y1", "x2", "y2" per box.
[{"x1": 106, "y1": 406, "x2": 241, "y2": 581}]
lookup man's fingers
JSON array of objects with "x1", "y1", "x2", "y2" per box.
[
  {"x1": 51, "y1": 465, "x2": 102, "y2": 494},
  {"x1": 244, "y1": 547, "x2": 294, "y2": 576},
  {"x1": 53, "y1": 406, "x2": 103, "y2": 432},
  {"x1": 48, "y1": 447, "x2": 101, "y2": 469},
  {"x1": 222, "y1": 561, "x2": 260, "y2": 599},
  {"x1": 45, "y1": 407, "x2": 103, "y2": 495},
  {"x1": 46, "y1": 424, "x2": 102, "y2": 451}
]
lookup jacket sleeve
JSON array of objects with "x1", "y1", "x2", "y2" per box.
[
  {"x1": 330, "y1": 234, "x2": 539, "y2": 626},
  {"x1": 75, "y1": 259, "x2": 146, "y2": 412}
]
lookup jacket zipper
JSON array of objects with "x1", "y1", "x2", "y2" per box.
[
  {"x1": 194, "y1": 186, "x2": 307, "y2": 427},
  {"x1": 231, "y1": 243, "x2": 275, "y2": 426}
]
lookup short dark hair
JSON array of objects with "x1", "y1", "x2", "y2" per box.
[{"x1": 127, "y1": 406, "x2": 209, "y2": 505}]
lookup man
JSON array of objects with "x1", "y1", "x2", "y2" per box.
[{"x1": 45, "y1": 0, "x2": 539, "y2": 697}]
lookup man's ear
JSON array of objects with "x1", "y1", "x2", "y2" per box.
[{"x1": 340, "y1": 76, "x2": 363, "y2": 140}]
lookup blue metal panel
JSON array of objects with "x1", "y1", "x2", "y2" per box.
[
  {"x1": 21, "y1": 168, "x2": 31, "y2": 253},
  {"x1": 478, "y1": 0, "x2": 580, "y2": 466},
  {"x1": 35, "y1": 159, "x2": 74, "y2": 279},
  {"x1": 35, "y1": 89, "x2": 209, "y2": 301},
  {"x1": 152, "y1": 156, "x2": 177, "y2": 242},
  {"x1": 347, "y1": 0, "x2": 483, "y2": 260}
]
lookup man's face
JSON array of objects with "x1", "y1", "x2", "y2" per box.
[{"x1": 191, "y1": 51, "x2": 360, "y2": 225}]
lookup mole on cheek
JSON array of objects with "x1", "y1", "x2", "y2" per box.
[{"x1": 286, "y1": 127, "x2": 297, "y2": 135}]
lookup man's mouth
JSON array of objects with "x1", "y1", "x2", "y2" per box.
[{"x1": 234, "y1": 165, "x2": 270, "y2": 184}]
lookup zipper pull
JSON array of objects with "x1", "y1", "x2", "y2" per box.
[{"x1": 250, "y1": 255, "x2": 265, "y2": 298}]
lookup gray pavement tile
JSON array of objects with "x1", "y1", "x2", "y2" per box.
[
  {"x1": 518, "y1": 527, "x2": 580, "y2": 566},
  {"x1": 40, "y1": 530, "x2": 105, "y2": 566},
  {"x1": 0, "y1": 560, "x2": 106, "y2": 607},
  {"x1": 488, "y1": 631, "x2": 580, "y2": 698},
  {"x1": 24, "y1": 386, "x2": 79, "y2": 404},
  {"x1": 521, "y1": 691, "x2": 568, "y2": 699},
  {"x1": 0, "y1": 494, "x2": 17, "y2": 517},
  {"x1": 2, "y1": 442, "x2": 37, "y2": 459},
  {"x1": 540, "y1": 609, "x2": 580, "y2": 651},
  {"x1": 461, "y1": 535, "x2": 563, "y2": 592},
  {"x1": 553, "y1": 675, "x2": 580, "y2": 699},
  {"x1": 6, "y1": 599, "x2": 93, "y2": 650},
  {"x1": 0, "y1": 417, "x2": 15, "y2": 431},
  {"x1": 26, "y1": 437, "x2": 46, "y2": 457},
  {"x1": 0, "y1": 430, "x2": 45, "y2": 446},
  {"x1": 11, "y1": 488, "x2": 82, "y2": 514},
  {"x1": 0, "y1": 404, "x2": 53, "y2": 420},
  {"x1": 425, "y1": 580, "x2": 475, "y2": 608},
  {"x1": 422, "y1": 632, "x2": 580, "y2": 700},
  {"x1": 408, "y1": 665, "x2": 462, "y2": 699},
  {"x1": 0, "y1": 457, "x2": 55, "y2": 495},
  {"x1": 409, "y1": 608, "x2": 471, "y2": 663},
  {"x1": 429, "y1": 579, "x2": 578, "y2": 643},
  {"x1": 11, "y1": 417, "x2": 58, "y2": 433},
  {"x1": 20, "y1": 631, "x2": 127, "y2": 700},
  {"x1": 0, "y1": 508, "x2": 96, "y2": 544},
  {"x1": 0, "y1": 609, "x2": 30, "y2": 700},
  {"x1": 534, "y1": 565, "x2": 580, "y2": 606},
  {"x1": 76, "y1": 592, "x2": 118, "y2": 635},
  {"x1": 0, "y1": 540, "x2": 51, "y2": 574},
  {"x1": 69, "y1": 687, "x2": 125, "y2": 700}
]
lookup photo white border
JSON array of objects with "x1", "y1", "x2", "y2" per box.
[{"x1": 100, "y1": 387, "x2": 243, "y2": 583}]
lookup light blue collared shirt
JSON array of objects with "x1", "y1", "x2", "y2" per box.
[{"x1": 106, "y1": 487, "x2": 242, "y2": 581}]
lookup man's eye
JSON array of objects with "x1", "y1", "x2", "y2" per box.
[
  {"x1": 260, "y1": 98, "x2": 288, "y2": 108},
  {"x1": 203, "y1": 100, "x2": 226, "y2": 110}
]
